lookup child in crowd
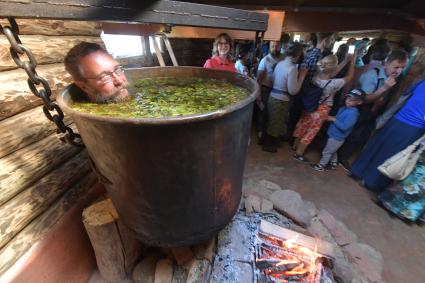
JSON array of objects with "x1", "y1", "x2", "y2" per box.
[
  {"x1": 311, "y1": 89, "x2": 365, "y2": 171},
  {"x1": 235, "y1": 44, "x2": 251, "y2": 76}
]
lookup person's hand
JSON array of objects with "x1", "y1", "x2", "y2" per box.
[
  {"x1": 327, "y1": 116, "x2": 336, "y2": 122},
  {"x1": 383, "y1": 77, "x2": 397, "y2": 89},
  {"x1": 299, "y1": 67, "x2": 308, "y2": 78}
]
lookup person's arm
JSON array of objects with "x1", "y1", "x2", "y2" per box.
[
  {"x1": 332, "y1": 112, "x2": 359, "y2": 131},
  {"x1": 256, "y1": 58, "x2": 266, "y2": 86},
  {"x1": 359, "y1": 70, "x2": 396, "y2": 103},
  {"x1": 331, "y1": 56, "x2": 350, "y2": 78},
  {"x1": 342, "y1": 54, "x2": 356, "y2": 85},
  {"x1": 257, "y1": 70, "x2": 266, "y2": 86},
  {"x1": 364, "y1": 77, "x2": 396, "y2": 103},
  {"x1": 203, "y1": 59, "x2": 212, "y2": 69},
  {"x1": 287, "y1": 67, "x2": 307, "y2": 95}
]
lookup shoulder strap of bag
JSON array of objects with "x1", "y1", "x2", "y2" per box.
[
  {"x1": 373, "y1": 67, "x2": 384, "y2": 92},
  {"x1": 318, "y1": 79, "x2": 333, "y2": 104}
]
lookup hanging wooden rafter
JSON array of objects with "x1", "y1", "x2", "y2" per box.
[{"x1": 0, "y1": 0, "x2": 268, "y2": 31}]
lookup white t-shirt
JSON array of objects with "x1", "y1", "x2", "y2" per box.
[
  {"x1": 271, "y1": 57, "x2": 302, "y2": 101},
  {"x1": 257, "y1": 54, "x2": 282, "y2": 88},
  {"x1": 235, "y1": 60, "x2": 248, "y2": 76},
  {"x1": 312, "y1": 77, "x2": 345, "y2": 106}
]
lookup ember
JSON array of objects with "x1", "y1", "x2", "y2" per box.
[{"x1": 255, "y1": 230, "x2": 326, "y2": 283}]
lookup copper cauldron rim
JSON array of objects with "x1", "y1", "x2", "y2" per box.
[{"x1": 57, "y1": 66, "x2": 259, "y2": 125}]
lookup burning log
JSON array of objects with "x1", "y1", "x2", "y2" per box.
[
  {"x1": 256, "y1": 258, "x2": 301, "y2": 272},
  {"x1": 255, "y1": 220, "x2": 332, "y2": 283}
]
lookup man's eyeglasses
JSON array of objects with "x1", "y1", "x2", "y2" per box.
[{"x1": 85, "y1": 66, "x2": 125, "y2": 84}]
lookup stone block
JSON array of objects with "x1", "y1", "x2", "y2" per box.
[
  {"x1": 244, "y1": 195, "x2": 261, "y2": 213},
  {"x1": 260, "y1": 198, "x2": 274, "y2": 213},
  {"x1": 171, "y1": 265, "x2": 187, "y2": 283},
  {"x1": 186, "y1": 259, "x2": 211, "y2": 283},
  {"x1": 332, "y1": 247, "x2": 355, "y2": 283},
  {"x1": 132, "y1": 255, "x2": 159, "y2": 283},
  {"x1": 343, "y1": 243, "x2": 383, "y2": 283},
  {"x1": 308, "y1": 217, "x2": 335, "y2": 244},
  {"x1": 193, "y1": 238, "x2": 216, "y2": 263},
  {"x1": 318, "y1": 210, "x2": 358, "y2": 246},
  {"x1": 154, "y1": 259, "x2": 173, "y2": 283},
  {"x1": 258, "y1": 179, "x2": 282, "y2": 191},
  {"x1": 171, "y1": 247, "x2": 193, "y2": 266},
  {"x1": 243, "y1": 178, "x2": 281, "y2": 200},
  {"x1": 89, "y1": 269, "x2": 132, "y2": 283},
  {"x1": 270, "y1": 190, "x2": 317, "y2": 227}
]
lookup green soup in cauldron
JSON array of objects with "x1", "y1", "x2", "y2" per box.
[{"x1": 72, "y1": 77, "x2": 249, "y2": 118}]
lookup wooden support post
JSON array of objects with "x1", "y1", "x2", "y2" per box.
[{"x1": 82, "y1": 198, "x2": 141, "y2": 282}]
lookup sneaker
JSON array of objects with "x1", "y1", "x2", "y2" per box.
[
  {"x1": 311, "y1": 163, "x2": 326, "y2": 172},
  {"x1": 328, "y1": 162, "x2": 338, "y2": 170},
  {"x1": 339, "y1": 160, "x2": 351, "y2": 171},
  {"x1": 293, "y1": 153, "x2": 309, "y2": 163}
]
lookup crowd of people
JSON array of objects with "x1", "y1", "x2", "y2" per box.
[
  {"x1": 203, "y1": 32, "x2": 425, "y2": 223},
  {"x1": 62, "y1": 33, "x2": 424, "y2": 224}
]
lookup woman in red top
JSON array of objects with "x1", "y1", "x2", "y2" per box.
[{"x1": 203, "y1": 33, "x2": 237, "y2": 72}]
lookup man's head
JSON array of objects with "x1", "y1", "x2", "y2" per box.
[
  {"x1": 64, "y1": 42, "x2": 129, "y2": 103},
  {"x1": 345, "y1": 89, "x2": 365, "y2": 107},
  {"x1": 269, "y1": 40, "x2": 282, "y2": 56},
  {"x1": 384, "y1": 50, "x2": 408, "y2": 78},
  {"x1": 316, "y1": 32, "x2": 335, "y2": 49},
  {"x1": 370, "y1": 42, "x2": 391, "y2": 61}
]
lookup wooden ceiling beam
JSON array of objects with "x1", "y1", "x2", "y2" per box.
[{"x1": 0, "y1": 0, "x2": 268, "y2": 31}]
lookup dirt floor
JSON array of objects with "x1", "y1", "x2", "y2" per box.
[{"x1": 244, "y1": 135, "x2": 425, "y2": 283}]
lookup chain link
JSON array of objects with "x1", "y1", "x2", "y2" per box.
[{"x1": 0, "y1": 17, "x2": 84, "y2": 147}]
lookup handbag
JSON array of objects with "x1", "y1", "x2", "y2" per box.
[
  {"x1": 301, "y1": 80, "x2": 332, "y2": 112},
  {"x1": 378, "y1": 134, "x2": 425, "y2": 180}
]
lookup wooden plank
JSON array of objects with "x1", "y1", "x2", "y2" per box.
[
  {"x1": 0, "y1": 150, "x2": 90, "y2": 249},
  {"x1": 0, "y1": 132, "x2": 82, "y2": 206},
  {"x1": 0, "y1": 106, "x2": 73, "y2": 158},
  {"x1": 0, "y1": 35, "x2": 104, "y2": 71},
  {"x1": 0, "y1": 173, "x2": 97, "y2": 275},
  {"x1": 0, "y1": 19, "x2": 102, "y2": 36},
  {"x1": 0, "y1": 63, "x2": 72, "y2": 121},
  {"x1": 260, "y1": 220, "x2": 335, "y2": 259},
  {"x1": 0, "y1": 0, "x2": 268, "y2": 31}
]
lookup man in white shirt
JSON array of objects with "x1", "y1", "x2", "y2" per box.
[{"x1": 255, "y1": 40, "x2": 283, "y2": 142}]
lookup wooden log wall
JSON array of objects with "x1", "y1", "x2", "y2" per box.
[{"x1": 0, "y1": 18, "x2": 103, "y2": 275}]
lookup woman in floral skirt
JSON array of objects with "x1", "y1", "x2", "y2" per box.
[{"x1": 379, "y1": 150, "x2": 425, "y2": 223}]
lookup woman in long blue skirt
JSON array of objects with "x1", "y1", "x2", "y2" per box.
[{"x1": 350, "y1": 80, "x2": 425, "y2": 193}]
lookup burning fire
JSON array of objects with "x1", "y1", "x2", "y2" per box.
[{"x1": 255, "y1": 233, "x2": 322, "y2": 283}]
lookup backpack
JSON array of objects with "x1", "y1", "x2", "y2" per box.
[{"x1": 301, "y1": 80, "x2": 332, "y2": 112}]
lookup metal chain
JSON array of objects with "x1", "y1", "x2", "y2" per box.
[{"x1": 0, "y1": 17, "x2": 84, "y2": 147}]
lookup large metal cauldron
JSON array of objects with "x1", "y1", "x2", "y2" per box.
[{"x1": 58, "y1": 67, "x2": 259, "y2": 247}]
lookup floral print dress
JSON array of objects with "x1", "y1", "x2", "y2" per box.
[{"x1": 379, "y1": 151, "x2": 425, "y2": 222}]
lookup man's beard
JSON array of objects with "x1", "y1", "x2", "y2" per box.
[
  {"x1": 94, "y1": 83, "x2": 130, "y2": 103},
  {"x1": 271, "y1": 50, "x2": 280, "y2": 56}
]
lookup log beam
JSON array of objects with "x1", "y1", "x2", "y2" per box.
[
  {"x1": 0, "y1": 151, "x2": 90, "y2": 249},
  {"x1": 0, "y1": 106, "x2": 73, "y2": 158},
  {"x1": 0, "y1": 132, "x2": 82, "y2": 206},
  {"x1": 0, "y1": 35, "x2": 104, "y2": 71},
  {"x1": 0, "y1": 0, "x2": 268, "y2": 31},
  {"x1": 0, "y1": 173, "x2": 97, "y2": 275},
  {"x1": 0, "y1": 19, "x2": 102, "y2": 36}
]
